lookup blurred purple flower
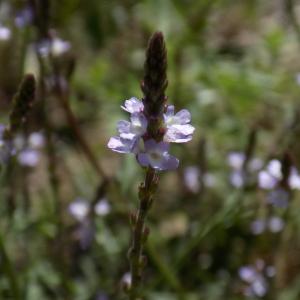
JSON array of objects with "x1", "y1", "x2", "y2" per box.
[
  {"x1": 227, "y1": 152, "x2": 245, "y2": 169},
  {"x1": 0, "y1": 25, "x2": 11, "y2": 41},
  {"x1": 288, "y1": 167, "x2": 300, "y2": 190},
  {"x1": 18, "y1": 149, "x2": 40, "y2": 167},
  {"x1": 227, "y1": 151, "x2": 262, "y2": 188},
  {"x1": 95, "y1": 198, "x2": 111, "y2": 216},
  {"x1": 137, "y1": 139, "x2": 179, "y2": 171},
  {"x1": 163, "y1": 105, "x2": 195, "y2": 143},
  {"x1": 68, "y1": 198, "x2": 89, "y2": 221},
  {"x1": 121, "y1": 272, "x2": 132, "y2": 286},
  {"x1": 267, "y1": 188, "x2": 289, "y2": 208},
  {"x1": 51, "y1": 38, "x2": 71, "y2": 56},
  {"x1": 239, "y1": 260, "x2": 274, "y2": 298},
  {"x1": 15, "y1": 7, "x2": 33, "y2": 27},
  {"x1": 95, "y1": 292, "x2": 109, "y2": 300},
  {"x1": 250, "y1": 219, "x2": 266, "y2": 235},
  {"x1": 184, "y1": 166, "x2": 200, "y2": 192},
  {"x1": 268, "y1": 216, "x2": 285, "y2": 233},
  {"x1": 37, "y1": 38, "x2": 70, "y2": 58},
  {"x1": 77, "y1": 219, "x2": 95, "y2": 250},
  {"x1": 28, "y1": 132, "x2": 45, "y2": 148},
  {"x1": 250, "y1": 216, "x2": 284, "y2": 235},
  {"x1": 230, "y1": 170, "x2": 245, "y2": 188}
]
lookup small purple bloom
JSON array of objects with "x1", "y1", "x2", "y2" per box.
[
  {"x1": 267, "y1": 159, "x2": 282, "y2": 178},
  {"x1": 268, "y1": 216, "x2": 284, "y2": 233},
  {"x1": 0, "y1": 26, "x2": 11, "y2": 41},
  {"x1": 258, "y1": 170, "x2": 277, "y2": 189},
  {"x1": 230, "y1": 170, "x2": 245, "y2": 188},
  {"x1": 95, "y1": 198, "x2": 111, "y2": 216},
  {"x1": 239, "y1": 266, "x2": 256, "y2": 283},
  {"x1": 184, "y1": 166, "x2": 200, "y2": 192},
  {"x1": 107, "y1": 136, "x2": 138, "y2": 154},
  {"x1": 18, "y1": 149, "x2": 40, "y2": 167},
  {"x1": 227, "y1": 152, "x2": 245, "y2": 169},
  {"x1": 117, "y1": 112, "x2": 147, "y2": 140},
  {"x1": 250, "y1": 219, "x2": 266, "y2": 235},
  {"x1": 163, "y1": 105, "x2": 195, "y2": 143},
  {"x1": 267, "y1": 188, "x2": 289, "y2": 208},
  {"x1": 239, "y1": 260, "x2": 271, "y2": 298},
  {"x1": 68, "y1": 198, "x2": 89, "y2": 221},
  {"x1": 15, "y1": 7, "x2": 33, "y2": 27},
  {"x1": 137, "y1": 139, "x2": 179, "y2": 171},
  {"x1": 121, "y1": 97, "x2": 144, "y2": 114},
  {"x1": 51, "y1": 38, "x2": 71, "y2": 56},
  {"x1": 28, "y1": 132, "x2": 45, "y2": 148},
  {"x1": 289, "y1": 167, "x2": 300, "y2": 190}
]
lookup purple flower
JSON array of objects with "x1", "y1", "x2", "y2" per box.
[
  {"x1": 18, "y1": 149, "x2": 40, "y2": 167},
  {"x1": 239, "y1": 260, "x2": 273, "y2": 298},
  {"x1": 95, "y1": 198, "x2": 111, "y2": 216},
  {"x1": 250, "y1": 219, "x2": 266, "y2": 235},
  {"x1": 163, "y1": 105, "x2": 195, "y2": 143},
  {"x1": 117, "y1": 112, "x2": 147, "y2": 140},
  {"x1": 107, "y1": 136, "x2": 139, "y2": 154},
  {"x1": 121, "y1": 97, "x2": 144, "y2": 114},
  {"x1": 266, "y1": 188, "x2": 289, "y2": 208},
  {"x1": 258, "y1": 170, "x2": 277, "y2": 189},
  {"x1": 289, "y1": 167, "x2": 300, "y2": 190},
  {"x1": 268, "y1": 216, "x2": 284, "y2": 233},
  {"x1": 137, "y1": 139, "x2": 179, "y2": 171},
  {"x1": 68, "y1": 198, "x2": 89, "y2": 221},
  {"x1": 184, "y1": 166, "x2": 200, "y2": 192},
  {"x1": 230, "y1": 170, "x2": 245, "y2": 188},
  {"x1": 15, "y1": 7, "x2": 33, "y2": 27},
  {"x1": 28, "y1": 132, "x2": 45, "y2": 148},
  {"x1": 250, "y1": 216, "x2": 284, "y2": 235},
  {"x1": 108, "y1": 97, "x2": 194, "y2": 171},
  {"x1": 227, "y1": 152, "x2": 245, "y2": 169},
  {"x1": 0, "y1": 26, "x2": 11, "y2": 41}
]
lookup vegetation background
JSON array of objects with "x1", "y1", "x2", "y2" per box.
[{"x1": 1, "y1": 0, "x2": 300, "y2": 299}]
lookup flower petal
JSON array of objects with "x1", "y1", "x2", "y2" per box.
[
  {"x1": 107, "y1": 136, "x2": 134, "y2": 153},
  {"x1": 160, "y1": 153, "x2": 179, "y2": 170},
  {"x1": 117, "y1": 120, "x2": 131, "y2": 134},
  {"x1": 137, "y1": 153, "x2": 150, "y2": 167},
  {"x1": 130, "y1": 112, "x2": 148, "y2": 135},
  {"x1": 121, "y1": 97, "x2": 144, "y2": 113},
  {"x1": 175, "y1": 109, "x2": 191, "y2": 124},
  {"x1": 164, "y1": 126, "x2": 193, "y2": 143}
]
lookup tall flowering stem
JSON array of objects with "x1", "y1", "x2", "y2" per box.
[
  {"x1": 107, "y1": 31, "x2": 194, "y2": 299},
  {"x1": 128, "y1": 32, "x2": 168, "y2": 299}
]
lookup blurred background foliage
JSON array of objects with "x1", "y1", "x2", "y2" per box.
[{"x1": 1, "y1": 0, "x2": 300, "y2": 299}]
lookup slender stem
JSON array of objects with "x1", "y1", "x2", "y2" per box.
[
  {"x1": 129, "y1": 168, "x2": 157, "y2": 299},
  {"x1": 0, "y1": 231, "x2": 21, "y2": 299},
  {"x1": 55, "y1": 81, "x2": 106, "y2": 179}
]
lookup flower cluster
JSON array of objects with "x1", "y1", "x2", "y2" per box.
[
  {"x1": 14, "y1": 132, "x2": 45, "y2": 168},
  {"x1": 258, "y1": 159, "x2": 300, "y2": 190},
  {"x1": 108, "y1": 97, "x2": 194, "y2": 171},
  {"x1": 250, "y1": 216, "x2": 285, "y2": 235},
  {"x1": 227, "y1": 151, "x2": 262, "y2": 188},
  {"x1": 239, "y1": 259, "x2": 275, "y2": 298}
]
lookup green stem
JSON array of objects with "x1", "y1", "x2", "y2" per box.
[
  {"x1": 128, "y1": 168, "x2": 157, "y2": 299},
  {"x1": 0, "y1": 232, "x2": 21, "y2": 299}
]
